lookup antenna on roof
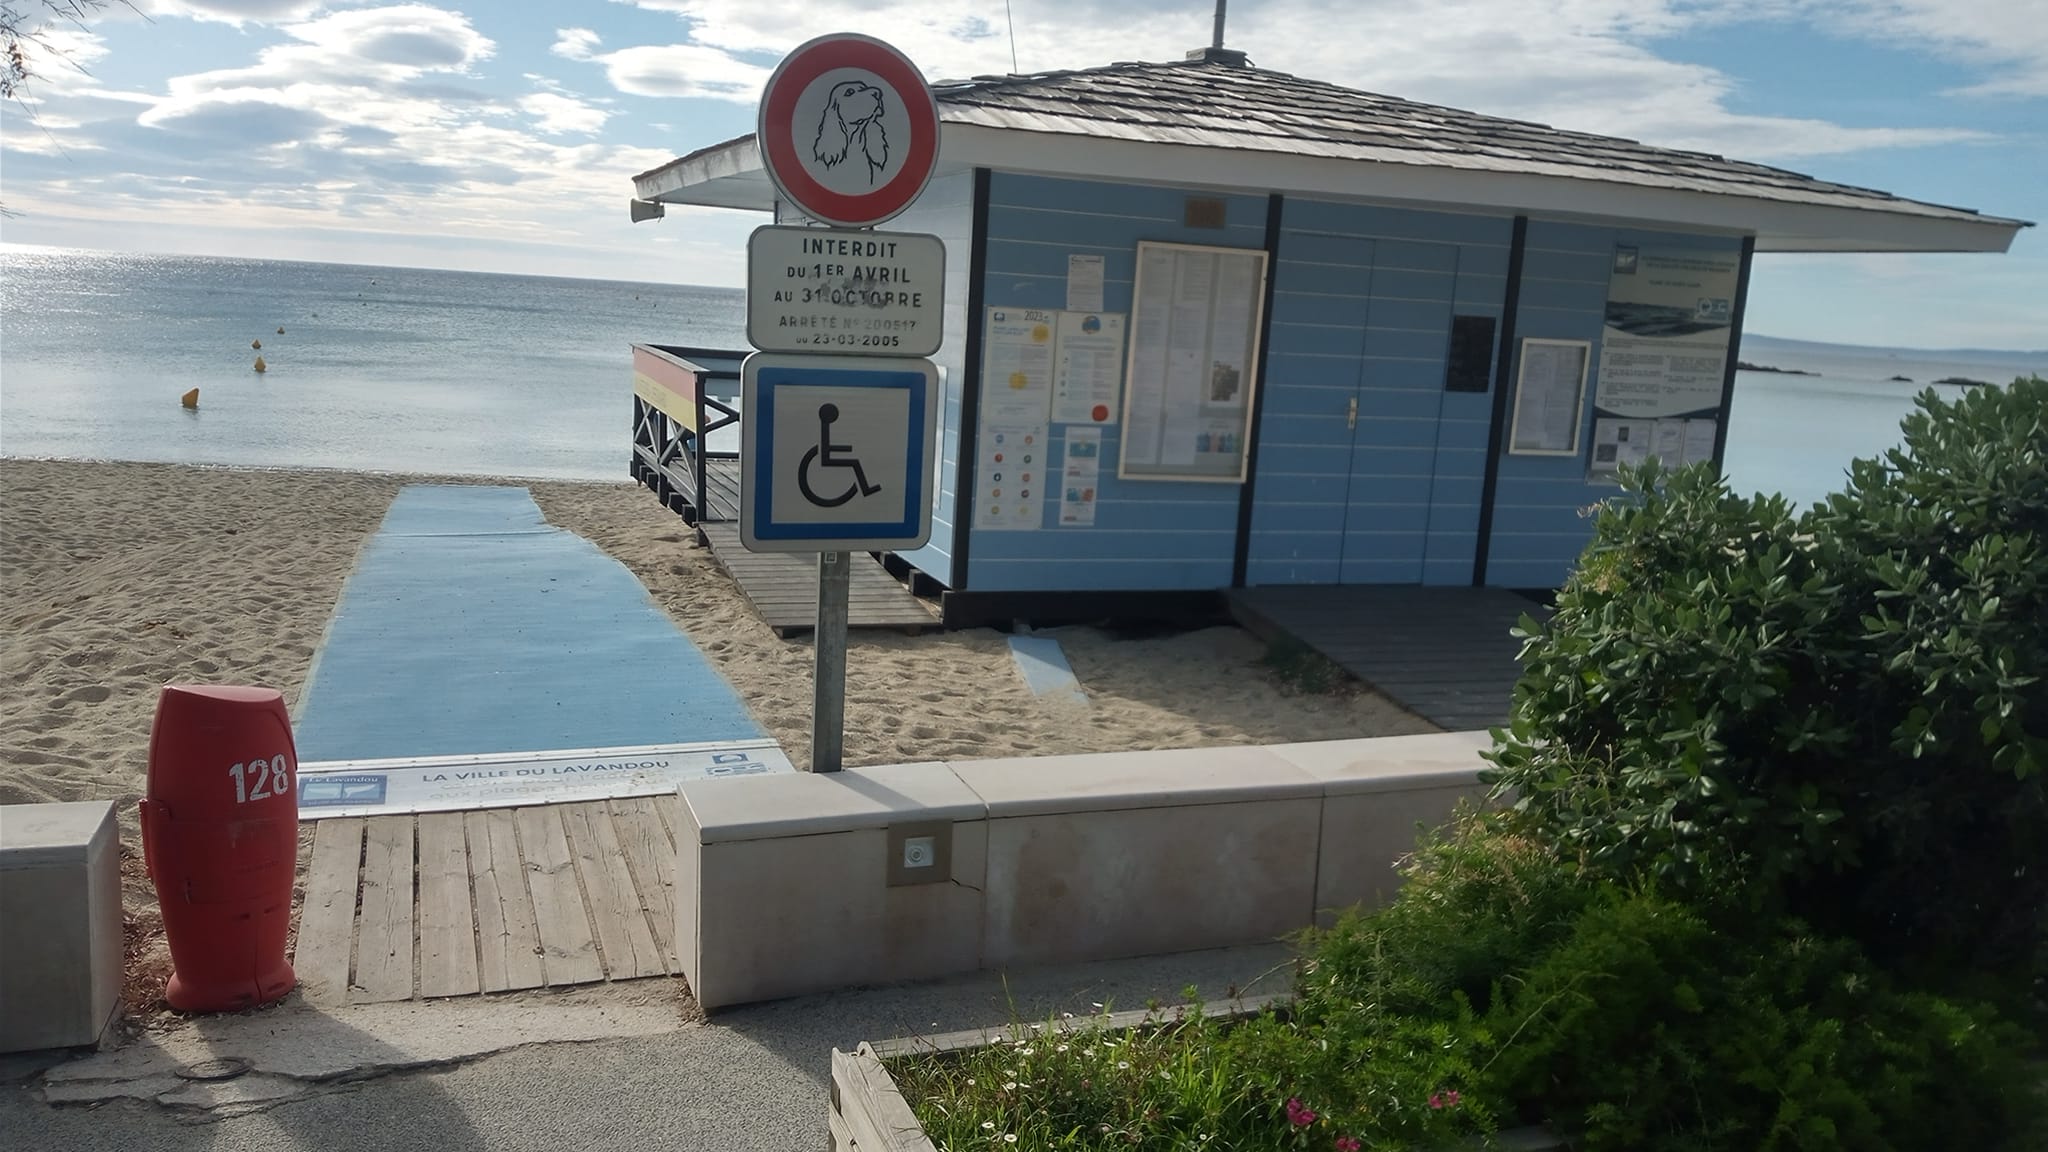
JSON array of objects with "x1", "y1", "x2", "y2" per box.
[
  {"x1": 1187, "y1": 0, "x2": 1248, "y2": 65},
  {"x1": 1005, "y1": 0, "x2": 1019, "y2": 73}
]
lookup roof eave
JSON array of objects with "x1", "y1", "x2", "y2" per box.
[
  {"x1": 635, "y1": 125, "x2": 2028, "y2": 254},
  {"x1": 634, "y1": 135, "x2": 769, "y2": 210}
]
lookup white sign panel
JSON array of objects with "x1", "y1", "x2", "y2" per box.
[
  {"x1": 972, "y1": 422, "x2": 1047, "y2": 532},
  {"x1": 296, "y1": 739, "x2": 795, "y2": 819},
  {"x1": 980, "y1": 307, "x2": 1057, "y2": 424},
  {"x1": 1060, "y1": 426, "x2": 1102, "y2": 526},
  {"x1": 746, "y1": 226, "x2": 945, "y2": 357},
  {"x1": 740, "y1": 353, "x2": 940, "y2": 553},
  {"x1": 1052, "y1": 311, "x2": 1127, "y2": 424},
  {"x1": 1066, "y1": 253, "x2": 1105, "y2": 312},
  {"x1": 1118, "y1": 242, "x2": 1266, "y2": 482},
  {"x1": 1509, "y1": 338, "x2": 1591, "y2": 456},
  {"x1": 1592, "y1": 246, "x2": 1741, "y2": 419}
]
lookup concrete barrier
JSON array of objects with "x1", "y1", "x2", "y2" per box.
[
  {"x1": 674, "y1": 733, "x2": 1491, "y2": 1011},
  {"x1": 1, "y1": 801, "x2": 123, "y2": 1052}
]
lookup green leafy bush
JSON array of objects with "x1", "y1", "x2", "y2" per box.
[
  {"x1": 893, "y1": 812, "x2": 2044, "y2": 1150},
  {"x1": 1486, "y1": 377, "x2": 2048, "y2": 988},
  {"x1": 1478, "y1": 893, "x2": 2039, "y2": 1151}
]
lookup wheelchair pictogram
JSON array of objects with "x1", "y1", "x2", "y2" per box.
[{"x1": 797, "y1": 402, "x2": 883, "y2": 508}]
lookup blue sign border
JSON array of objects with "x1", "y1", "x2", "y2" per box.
[{"x1": 749, "y1": 362, "x2": 929, "y2": 542}]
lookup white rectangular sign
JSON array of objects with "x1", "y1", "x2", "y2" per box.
[
  {"x1": 747, "y1": 226, "x2": 945, "y2": 357},
  {"x1": 295, "y1": 739, "x2": 795, "y2": 819},
  {"x1": 740, "y1": 353, "x2": 940, "y2": 553}
]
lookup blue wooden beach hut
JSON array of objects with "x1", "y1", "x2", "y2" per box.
[{"x1": 630, "y1": 46, "x2": 2026, "y2": 664}]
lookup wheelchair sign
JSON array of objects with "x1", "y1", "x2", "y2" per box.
[{"x1": 740, "y1": 352, "x2": 939, "y2": 552}]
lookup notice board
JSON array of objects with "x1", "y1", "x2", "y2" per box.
[
  {"x1": 1118, "y1": 241, "x2": 1269, "y2": 482},
  {"x1": 1508, "y1": 338, "x2": 1591, "y2": 456}
]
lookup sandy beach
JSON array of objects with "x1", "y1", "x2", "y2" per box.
[
  {"x1": 2, "y1": 457, "x2": 1434, "y2": 983},
  {"x1": 2, "y1": 458, "x2": 1431, "y2": 806}
]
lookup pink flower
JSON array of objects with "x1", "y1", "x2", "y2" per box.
[
  {"x1": 1428, "y1": 1089, "x2": 1463, "y2": 1110},
  {"x1": 1335, "y1": 1137, "x2": 1362, "y2": 1152},
  {"x1": 1285, "y1": 1097, "x2": 1318, "y2": 1127}
]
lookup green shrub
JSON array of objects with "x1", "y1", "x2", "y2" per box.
[
  {"x1": 893, "y1": 812, "x2": 2044, "y2": 1151},
  {"x1": 1807, "y1": 378, "x2": 2048, "y2": 979},
  {"x1": 1477, "y1": 893, "x2": 2040, "y2": 1151},
  {"x1": 1486, "y1": 377, "x2": 2048, "y2": 990}
]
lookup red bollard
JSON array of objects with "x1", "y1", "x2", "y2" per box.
[{"x1": 140, "y1": 684, "x2": 299, "y2": 1012}]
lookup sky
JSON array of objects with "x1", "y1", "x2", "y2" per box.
[{"x1": 1, "y1": 0, "x2": 2043, "y2": 349}]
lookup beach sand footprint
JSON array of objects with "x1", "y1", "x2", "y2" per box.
[{"x1": 67, "y1": 684, "x2": 113, "y2": 704}]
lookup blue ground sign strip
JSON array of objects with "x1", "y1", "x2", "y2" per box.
[
  {"x1": 294, "y1": 485, "x2": 766, "y2": 761},
  {"x1": 1007, "y1": 635, "x2": 1090, "y2": 707}
]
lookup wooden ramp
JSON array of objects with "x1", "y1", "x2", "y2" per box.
[
  {"x1": 699, "y1": 522, "x2": 936, "y2": 639},
  {"x1": 1228, "y1": 585, "x2": 1549, "y2": 731},
  {"x1": 292, "y1": 798, "x2": 685, "y2": 1005}
]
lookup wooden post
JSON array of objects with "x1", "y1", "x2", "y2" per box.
[{"x1": 813, "y1": 551, "x2": 849, "y2": 772}]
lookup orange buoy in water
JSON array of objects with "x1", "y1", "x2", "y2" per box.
[
  {"x1": 252, "y1": 338, "x2": 262, "y2": 349},
  {"x1": 181, "y1": 388, "x2": 199, "y2": 408},
  {"x1": 253, "y1": 356, "x2": 267, "y2": 374}
]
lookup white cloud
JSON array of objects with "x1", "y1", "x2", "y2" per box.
[
  {"x1": 1753, "y1": 0, "x2": 2048, "y2": 99},
  {"x1": 521, "y1": 92, "x2": 609, "y2": 135},
  {"x1": 2, "y1": 4, "x2": 679, "y2": 267},
  {"x1": 145, "y1": 0, "x2": 323, "y2": 24},
  {"x1": 591, "y1": 0, "x2": 2021, "y2": 159},
  {"x1": 552, "y1": 27, "x2": 602, "y2": 62},
  {"x1": 583, "y1": 42, "x2": 769, "y2": 101}
]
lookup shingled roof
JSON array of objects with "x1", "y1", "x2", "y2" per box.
[
  {"x1": 930, "y1": 55, "x2": 2001, "y2": 226},
  {"x1": 633, "y1": 52, "x2": 2027, "y2": 253}
]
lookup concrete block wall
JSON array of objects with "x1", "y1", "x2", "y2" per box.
[
  {"x1": 674, "y1": 733, "x2": 1492, "y2": 1010},
  {"x1": 0, "y1": 801, "x2": 123, "y2": 1052}
]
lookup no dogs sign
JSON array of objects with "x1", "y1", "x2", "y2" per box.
[{"x1": 756, "y1": 33, "x2": 941, "y2": 228}]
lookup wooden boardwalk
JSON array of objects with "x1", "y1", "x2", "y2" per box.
[
  {"x1": 292, "y1": 797, "x2": 685, "y2": 1005},
  {"x1": 1228, "y1": 585, "x2": 1549, "y2": 731},
  {"x1": 699, "y1": 522, "x2": 936, "y2": 638}
]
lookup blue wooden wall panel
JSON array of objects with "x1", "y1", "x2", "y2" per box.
[
  {"x1": 1270, "y1": 292, "x2": 1372, "y2": 325},
  {"x1": 1250, "y1": 198, "x2": 1514, "y2": 587},
  {"x1": 887, "y1": 172, "x2": 975, "y2": 585},
  {"x1": 1482, "y1": 221, "x2": 1745, "y2": 588},
  {"x1": 967, "y1": 173, "x2": 1269, "y2": 592},
  {"x1": 1268, "y1": 324, "x2": 1371, "y2": 358},
  {"x1": 1282, "y1": 199, "x2": 1515, "y2": 248}
]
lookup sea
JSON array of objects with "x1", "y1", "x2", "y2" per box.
[{"x1": 3, "y1": 246, "x2": 2043, "y2": 507}]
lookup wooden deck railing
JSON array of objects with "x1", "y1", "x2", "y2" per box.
[{"x1": 629, "y1": 343, "x2": 745, "y2": 527}]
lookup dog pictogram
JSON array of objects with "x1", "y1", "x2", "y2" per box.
[{"x1": 812, "y1": 81, "x2": 890, "y2": 183}]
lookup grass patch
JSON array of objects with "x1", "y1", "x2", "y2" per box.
[{"x1": 1261, "y1": 635, "x2": 1352, "y2": 696}]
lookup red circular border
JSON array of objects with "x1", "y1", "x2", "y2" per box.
[{"x1": 758, "y1": 34, "x2": 939, "y2": 228}]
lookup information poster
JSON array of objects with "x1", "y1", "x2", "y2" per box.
[
  {"x1": 1509, "y1": 339, "x2": 1591, "y2": 455},
  {"x1": 1059, "y1": 427, "x2": 1102, "y2": 526},
  {"x1": 1052, "y1": 311, "x2": 1127, "y2": 424},
  {"x1": 1066, "y1": 254, "x2": 1105, "y2": 312},
  {"x1": 1592, "y1": 247, "x2": 1740, "y2": 419},
  {"x1": 1588, "y1": 416, "x2": 1721, "y2": 480},
  {"x1": 1119, "y1": 241, "x2": 1267, "y2": 482},
  {"x1": 980, "y1": 308, "x2": 1056, "y2": 424},
  {"x1": 973, "y1": 422, "x2": 1045, "y2": 531}
]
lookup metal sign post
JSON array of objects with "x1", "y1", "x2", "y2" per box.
[
  {"x1": 813, "y1": 551, "x2": 850, "y2": 771},
  {"x1": 744, "y1": 32, "x2": 943, "y2": 772}
]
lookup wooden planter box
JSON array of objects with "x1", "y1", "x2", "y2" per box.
[{"x1": 828, "y1": 994, "x2": 1560, "y2": 1151}]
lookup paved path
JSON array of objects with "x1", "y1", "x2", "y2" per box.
[{"x1": 1, "y1": 945, "x2": 1290, "y2": 1151}]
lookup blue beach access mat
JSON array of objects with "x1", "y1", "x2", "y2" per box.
[{"x1": 292, "y1": 485, "x2": 789, "y2": 815}]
